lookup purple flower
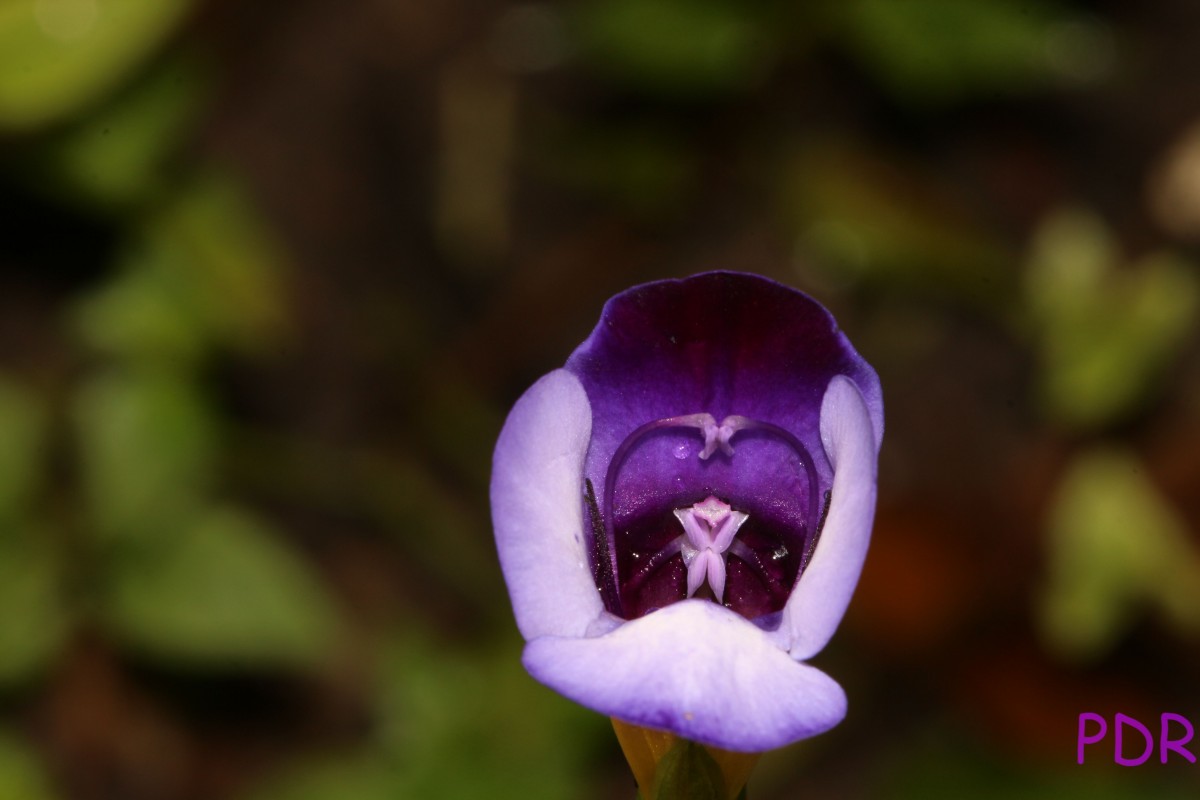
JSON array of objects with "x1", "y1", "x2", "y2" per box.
[{"x1": 491, "y1": 272, "x2": 882, "y2": 752}]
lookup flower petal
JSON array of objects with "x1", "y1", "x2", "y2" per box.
[
  {"x1": 523, "y1": 600, "x2": 848, "y2": 752},
  {"x1": 564, "y1": 272, "x2": 882, "y2": 576},
  {"x1": 777, "y1": 375, "x2": 879, "y2": 660},
  {"x1": 491, "y1": 369, "x2": 604, "y2": 640},
  {"x1": 566, "y1": 272, "x2": 882, "y2": 510}
]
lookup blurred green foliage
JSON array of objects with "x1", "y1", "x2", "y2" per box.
[
  {"x1": 0, "y1": 0, "x2": 192, "y2": 131},
  {"x1": 75, "y1": 370, "x2": 217, "y2": 540},
  {"x1": 1025, "y1": 209, "x2": 1199, "y2": 430},
  {"x1": 885, "y1": 729, "x2": 1196, "y2": 800},
  {"x1": 60, "y1": 133, "x2": 332, "y2": 669},
  {"x1": 73, "y1": 173, "x2": 288, "y2": 360},
  {"x1": 36, "y1": 59, "x2": 203, "y2": 210},
  {"x1": 1039, "y1": 448, "x2": 1200, "y2": 661},
  {"x1": 244, "y1": 635, "x2": 605, "y2": 800},
  {"x1": 835, "y1": 0, "x2": 1063, "y2": 101},
  {"x1": 785, "y1": 142, "x2": 1012, "y2": 310},
  {"x1": 0, "y1": 379, "x2": 46, "y2": 520},
  {"x1": 0, "y1": 734, "x2": 57, "y2": 800},
  {"x1": 574, "y1": 0, "x2": 772, "y2": 95},
  {"x1": 0, "y1": 0, "x2": 338, "y2": 750},
  {"x1": 102, "y1": 506, "x2": 337, "y2": 667},
  {"x1": 0, "y1": 379, "x2": 70, "y2": 687},
  {"x1": 0, "y1": 518, "x2": 68, "y2": 687},
  {"x1": 546, "y1": 122, "x2": 696, "y2": 220}
]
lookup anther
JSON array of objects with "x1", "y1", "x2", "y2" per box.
[{"x1": 673, "y1": 496, "x2": 748, "y2": 603}]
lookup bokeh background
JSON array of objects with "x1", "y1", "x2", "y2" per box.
[{"x1": 1, "y1": 0, "x2": 1199, "y2": 798}]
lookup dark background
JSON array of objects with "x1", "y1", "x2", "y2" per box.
[{"x1": 1, "y1": 0, "x2": 1199, "y2": 797}]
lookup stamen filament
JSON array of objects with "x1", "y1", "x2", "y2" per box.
[{"x1": 674, "y1": 497, "x2": 748, "y2": 603}]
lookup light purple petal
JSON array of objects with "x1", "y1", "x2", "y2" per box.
[
  {"x1": 491, "y1": 370, "x2": 604, "y2": 640},
  {"x1": 776, "y1": 375, "x2": 879, "y2": 660},
  {"x1": 523, "y1": 600, "x2": 848, "y2": 752}
]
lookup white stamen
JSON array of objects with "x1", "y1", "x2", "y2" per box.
[
  {"x1": 697, "y1": 415, "x2": 753, "y2": 460},
  {"x1": 672, "y1": 496, "x2": 748, "y2": 603}
]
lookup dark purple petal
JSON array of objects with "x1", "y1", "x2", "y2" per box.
[
  {"x1": 565, "y1": 272, "x2": 881, "y2": 620},
  {"x1": 567, "y1": 272, "x2": 881, "y2": 487}
]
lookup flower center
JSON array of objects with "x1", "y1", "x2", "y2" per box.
[
  {"x1": 593, "y1": 411, "x2": 822, "y2": 623},
  {"x1": 674, "y1": 496, "x2": 747, "y2": 603}
]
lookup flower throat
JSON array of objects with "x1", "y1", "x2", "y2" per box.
[{"x1": 587, "y1": 412, "x2": 824, "y2": 622}]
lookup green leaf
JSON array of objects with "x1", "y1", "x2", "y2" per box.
[
  {"x1": 239, "y1": 756, "x2": 397, "y2": 800},
  {"x1": 0, "y1": 525, "x2": 69, "y2": 688},
  {"x1": 72, "y1": 264, "x2": 210, "y2": 363},
  {"x1": 653, "y1": 739, "x2": 725, "y2": 800},
  {"x1": 74, "y1": 369, "x2": 216, "y2": 542},
  {"x1": 0, "y1": 0, "x2": 193, "y2": 131},
  {"x1": 0, "y1": 378, "x2": 46, "y2": 521},
  {"x1": 143, "y1": 174, "x2": 289, "y2": 355},
  {"x1": 1039, "y1": 448, "x2": 1200, "y2": 661},
  {"x1": 784, "y1": 141, "x2": 1012, "y2": 310},
  {"x1": 0, "y1": 732, "x2": 58, "y2": 800},
  {"x1": 1026, "y1": 209, "x2": 1200, "y2": 429},
  {"x1": 376, "y1": 636, "x2": 600, "y2": 800},
  {"x1": 0, "y1": 378, "x2": 69, "y2": 687},
  {"x1": 73, "y1": 173, "x2": 289, "y2": 361},
  {"x1": 242, "y1": 636, "x2": 603, "y2": 800},
  {"x1": 837, "y1": 0, "x2": 1059, "y2": 102},
  {"x1": 544, "y1": 123, "x2": 695, "y2": 219},
  {"x1": 36, "y1": 58, "x2": 203, "y2": 209},
  {"x1": 1024, "y1": 208, "x2": 1112, "y2": 321},
  {"x1": 102, "y1": 506, "x2": 338, "y2": 668},
  {"x1": 576, "y1": 0, "x2": 771, "y2": 95}
]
